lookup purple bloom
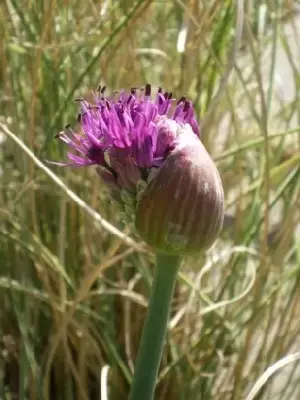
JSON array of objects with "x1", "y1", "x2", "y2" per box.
[
  {"x1": 56, "y1": 84, "x2": 199, "y2": 168},
  {"x1": 55, "y1": 84, "x2": 200, "y2": 204}
]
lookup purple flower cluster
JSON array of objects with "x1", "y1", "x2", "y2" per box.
[
  {"x1": 55, "y1": 84, "x2": 200, "y2": 218},
  {"x1": 57, "y1": 84, "x2": 198, "y2": 164}
]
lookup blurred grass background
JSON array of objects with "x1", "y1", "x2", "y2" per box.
[{"x1": 1, "y1": 0, "x2": 300, "y2": 399}]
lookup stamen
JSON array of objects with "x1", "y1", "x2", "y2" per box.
[
  {"x1": 77, "y1": 113, "x2": 82, "y2": 123},
  {"x1": 127, "y1": 94, "x2": 134, "y2": 104},
  {"x1": 168, "y1": 92, "x2": 172, "y2": 100},
  {"x1": 65, "y1": 123, "x2": 71, "y2": 130},
  {"x1": 145, "y1": 83, "x2": 151, "y2": 96},
  {"x1": 158, "y1": 87, "x2": 162, "y2": 93},
  {"x1": 183, "y1": 101, "x2": 190, "y2": 112},
  {"x1": 101, "y1": 85, "x2": 107, "y2": 94},
  {"x1": 177, "y1": 96, "x2": 186, "y2": 105}
]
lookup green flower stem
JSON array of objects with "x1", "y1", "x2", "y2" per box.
[{"x1": 129, "y1": 253, "x2": 182, "y2": 400}]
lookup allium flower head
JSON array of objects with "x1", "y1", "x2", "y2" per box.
[{"x1": 55, "y1": 84, "x2": 224, "y2": 255}]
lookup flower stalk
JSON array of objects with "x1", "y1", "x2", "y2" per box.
[{"x1": 129, "y1": 253, "x2": 182, "y2": 400}]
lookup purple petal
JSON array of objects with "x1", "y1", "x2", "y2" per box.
[
  {"x1": 81, "y1": 112, "x2": 102, "y2": 146},
  {"x1": 109, "y1": 108, "x2": 131, "y2": 148},
  {"x1": 67, "y1": 153, "x2": 93, "y2": 165},
  {"x1": 133, "y1": 134, "x2": 153, "y2": 168},
  {"x1": 136, "y1": 102, "x2": 157, "y2": 126},
  {"x1": 132, "y1": 112, "x2": 146, "y2": 147}
]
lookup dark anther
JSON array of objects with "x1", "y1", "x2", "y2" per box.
[
  {"x1": 54, "y1": 132, "x2": 61, "y2": 139},
  {"x1": 77, "y1": 113, "x2": 82, "y2": 123},
  {"x1": 65, "y1": 123, "x2": 71, "y2": 129},
  {"x1": 101, "y1": 86, "x2": 106, "y2": 94},
  {"x1": 183, "y1": 101, "x2": 190, "y2": 112},
  {"x1": 105, "y1": 100, "x2": 111, "y2": 109},
  {"x1": 163, "y1": 92, "x2": 169, "y2": 99},
  {"x1": 158, "y1": 87, "x2": 162, "y2": 93},
  {"x1": 131, "y1": 87, "x2": 137, "y2": 94},
  {"x1": 145, "y1": 83, "x2": 151, "y2": 96},
  {"x1": 97, "y1": 85, "x2": 101, "y2": 92},
  {"x1": 177, "y1": 96, "x2": 186, "y2": 105},
  {"x1": 168, "y1": 92, "x2": 172, "y2": 100},
  {"x1": 75, "y1": 97, "x2": 84, "y2": 102}
]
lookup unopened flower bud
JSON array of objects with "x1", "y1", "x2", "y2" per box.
[{"x1": 135, "y1": 125, "x2": 224, "y2": 254}]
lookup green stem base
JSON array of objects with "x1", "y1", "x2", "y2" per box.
[{"x1": 129, "y1": 253, "x2": 182, "y2": 400}]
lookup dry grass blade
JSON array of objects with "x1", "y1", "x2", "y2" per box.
[
  {"x1": 201, "y1": 0, "x2": 245, "y2": 129},
  {"x1": 101, "y1": 365, "x2": 110, "y2": 400},
  {"x1": 245, "y1": 352, "x2": 300, "y2": 400},
  {"x1": 0, "y1": 122, "x2": 145, "y2": 252}
]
